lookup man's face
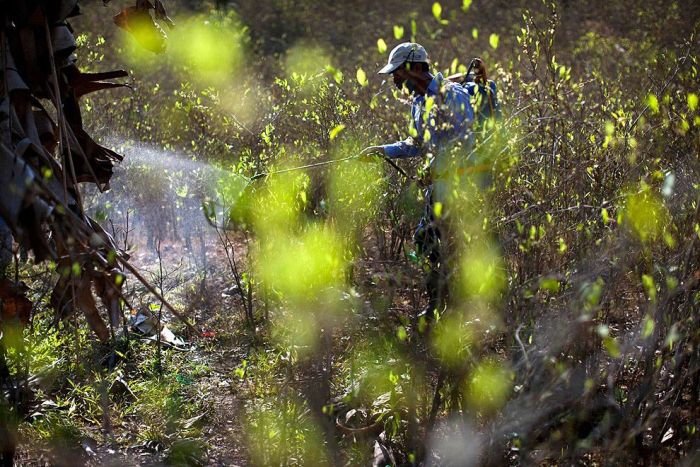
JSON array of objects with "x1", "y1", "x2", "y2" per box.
[{"x1": 392, "y1": 65, "x2": 414, "y2": 93}]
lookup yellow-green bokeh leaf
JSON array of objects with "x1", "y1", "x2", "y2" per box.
[
  {"x1": 647, "y1": 94, "x2": 659, "y2": 113},
  {"x1": 641, "y1": 274, "x2": 656, "y2": 301},
  {"x1": 257, "y1": 225, "x2": 345, "y2": 306},
  {"x1": 432, "y1": 314, "x2": 474, "y2": 367},
  {"x1": 539, "y1": 277, "x2": 560, "y2": 293},
  {"x1": 622, "y1": 184, "x2": 670, "y2": 243},
  {"x1": 329, "y1": 156, "x2": 385, "y2": 236},
  {"x1": 642, "y1": 314, "x2": 655, "y2": 338},
  {"x1": 356, "y1": 67, "x2": 368, "y2": 87},
  {"x1": 168, "y1": 14, "x2": 247, "y2": 86},
  {"x1": 489, "y1": 33, "x2": 500, "y2": 49},
  {"x1": 464, "y1": 360, "x2": 511, "y2": 410},
  {"x1": 285, "y1": 42, "x2": 332, "y2": 77},
  {"x1": 377, "y1": 38, "x2": 387, "y2": 54},
  {"x1": 432, "y1": 2, "x2": 443, "y2": 21},
  {"x1": 603, "y1": 336, "x2": 621, "y2": 358},
  {"x1": 329, "y1": 124, "x2": 346, "y2": 141},
  {"x1": 459, "y1": 243, "x2": 505, "y2": 301}
]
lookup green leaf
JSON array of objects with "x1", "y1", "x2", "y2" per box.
[
  {"x1": 326, "y1": 65, "x2": 343, "y2": 84},
  {"x1": 688, "y1": 93, "x2": 698, "y2": 111},
  {"x1": 432, "y1": 2, "x2": 442, "y2": 21},
  {"x1": 601, "y1": 208, "x2": 610, "y2": 225},
  {"x1": 539, "y1": 277, "x2": 560, "y2": 293},
  {"x1": 329, "y1": 124, "x2": 345, "y2": 140},
  {"x1": 462, "y1": 0, "x2": 472, "y2": 11},
  {"x1": 396, "y1": 326, "x2": 407, "y2": 341},
  {"x1": 393, "y1": 25, "x2": 404, "y2": 40},
  {"x1": 489, "y1": 33, "x2": 499, "y2": 49},
  {"x1": 642, "y1": 274, "x2": 656, "y2": 301},
  {"x1": 647, "y1": 94, "x2": 659, "y2": 113},
  {"x1": 471, "y1": 27, "x2": 478, "y2": 39},
  {"x1": 603, "y1": 336, "x2": 621, "y2": 358},
  {"x1": 642, "y1": 314, "x2": 654, "y2": 339},
  {"x1": 665, "y1": 324, "x2": 680, "y2": 349},
  {"x1": 604, "y1": 121, "x2": 615, "y2": 135},
  {"x1": 356, "y1": 67, "x2": 368, "y2": 87},
  {"x1": 377, "y1": 38, "x2": 387, "y2": 54},
  {"x1": 558, "y1": 237, "x2": 568, "y2": 253},
  {"x1": 406, "y1": 250, "x2": 420, "y2": 265}
]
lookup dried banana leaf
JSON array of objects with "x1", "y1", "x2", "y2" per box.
[{"x1": 0, "y1": 278, "x2": 32, "y2": 326}]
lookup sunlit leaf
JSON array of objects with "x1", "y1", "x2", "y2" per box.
[
  {"x1": 489, "y1": 33, "x2": 499, "y2": 49},
  {"x1": 393, "y1": 25, "x2": 404, "y2": 40},
  {"x1": 459, "y1": 243, "x2": 505, "y2": 301},
  {"x1": 688, "y1": 93, "x2": 698, "y2": 111},
  {"x1": 329, "y1": 124, "x2": 346, "y2": 141},
  {"x1": 356, "y1": 67, "x2": 368, "y2": 87},
  {"x1": 539, "y1": 277, "x2": 560, "y2": 293},
  {"x1": 647, "y1": 94, "x2": 659, "y2": 113},
  {"x1": 285, "y1": 42, "x2": 331, "y2": 77},
  {"x1": 432, "y1": 2, "x2": 443, "y2": 21},
  {"x1": 641, "y1": 274, "x2": 656, "y2": 301},
  {"x1": 167, "y1": 14, "x2": 247, "y2": 86},
  {"x1": 622, "y1": 184, "x2": 671, "y2": 243},
  {"x1": 464, "y1": 360, "x2": 511, "y2": 409},
  {"x1": 397, "y1": 326, "x2": 407, "y2": 341},
  {"x1": 377, "y1": 38, "x2": 387, "y2": 54}
]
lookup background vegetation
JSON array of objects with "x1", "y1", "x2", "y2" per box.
[{"x1": 2, "y1": 0, "x2": 699, "y2": 465}]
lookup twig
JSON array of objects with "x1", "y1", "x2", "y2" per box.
[
  {"x1": 155, "y1": 240, "x2": 164, "y2": 374},
  {"x1": 117, "y1": 256, "x2": 200, "y2": 336},
  {"x1": 515, "y1": 325, "x2": 532, "y2": 371}
]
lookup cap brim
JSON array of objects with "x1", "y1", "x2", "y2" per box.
[{"x1": 378, "y1": 62, "x2": 401, "y2": 74}]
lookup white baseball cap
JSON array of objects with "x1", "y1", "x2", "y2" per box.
[{"x1": 378, "y1": 42, "x2": 429, "y2": 74}]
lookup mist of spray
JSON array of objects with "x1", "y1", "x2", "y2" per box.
[{"x1": 85, "y1": 139, "x2": 247, "y2": 269}]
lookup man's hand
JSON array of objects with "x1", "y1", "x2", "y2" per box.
[{"x1": 358, "y1": 146, "x2": 386, "y2": 162}]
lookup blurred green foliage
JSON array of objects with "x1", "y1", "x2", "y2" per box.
[{"x1": 7, "y1": 0, "x2": 698, "y2": 464}]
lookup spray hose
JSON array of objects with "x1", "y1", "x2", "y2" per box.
[
  {"x1": 248, "y1": 154, "x2": 359, "y2": 181},
  {"x1": 247, "y1": 153, "x2": 414, "y2": 182}
]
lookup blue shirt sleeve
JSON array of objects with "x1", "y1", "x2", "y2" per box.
[{"x1": 382, "y1": 138, "x2": 422, "y2": 159}]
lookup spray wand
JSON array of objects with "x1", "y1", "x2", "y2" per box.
[{"x1": 247, "y1": 153, "x2": 414, "y2": 182}]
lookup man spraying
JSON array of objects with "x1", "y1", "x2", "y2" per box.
[{"x1": 360, "y1": 42, "x2": 476, "y2": 322}]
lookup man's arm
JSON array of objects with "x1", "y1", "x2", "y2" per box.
[{"x1": 381, "y1": 137, "x2": 423, "y2": 159}]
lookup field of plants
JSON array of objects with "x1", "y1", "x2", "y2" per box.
[{"x1": 1, "y1": 0, "x2": 699, "y2": 465}]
